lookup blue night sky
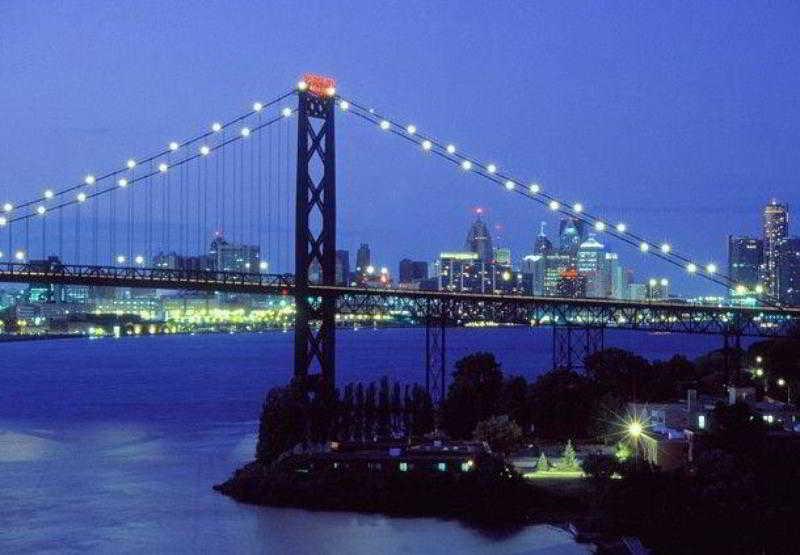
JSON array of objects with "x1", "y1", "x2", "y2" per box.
[{"x1": 2, "y1": 1, "x2": 800, "y2": 295}]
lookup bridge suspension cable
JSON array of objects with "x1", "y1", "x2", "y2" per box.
[
  {"x1": 336, "y1": 93, "x2": 777, "y2": 305},
  {"x1": 0, "y1": 90, "x2": 295, "y2": 223}
]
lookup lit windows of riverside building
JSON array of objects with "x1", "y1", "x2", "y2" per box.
[
  {"x1": 727, "y1": 235, "x2": 764, "y2": 303},
  {"x1": 776, "y1": 238, "x2": 800, "y2": 306},
  {"x1": 763, "y1": 200, "x2": 789, "y2": 297},
  {"x1": 577, "y1": 234, "x2": 608, "y2": 298}
]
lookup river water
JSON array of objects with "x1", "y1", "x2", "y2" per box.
[{"x1": 0, "y1": 328, "x2": 720, "y2": 553}]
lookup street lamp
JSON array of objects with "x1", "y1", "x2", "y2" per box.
[{"x1": 778, "y1": 378, "x2": 791, "y2": 404}]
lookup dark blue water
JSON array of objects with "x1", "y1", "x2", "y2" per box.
[{"x1": 0, "y1": 328, "x2": 716, "y2": 553}]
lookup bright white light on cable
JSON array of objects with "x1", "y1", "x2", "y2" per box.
[
  {"x1": 549, "y1": 200, "x2": 560, "y2": 211},
  {"x1": 529, "y1": 183, "x2": 541, "y2": 194},
  {"x1": 241, "y1": 127, "x2": 251, "y2": 137},
  {"x1": 159, "y1": 163, "x2": 169, "y2": 173},
  {"x1": 616, "y1": 223, "x2": 627, "y2": 233},
  {"x1": 379, "y1": 120, "x2": 390, "y2": 130},
  {"x1": 446, "y1": 144, "x2": 456, "y2": 154},
  {"x1": 44, "y1": 190, "x2": 54, "y2": 199},
  {"x1": 36, "y1": 205, "x2": 46, "y2": 215},
  {"x1": 77, "y1": 192, "x2": 87, "y2": 202},
  {"x1": 259, "y1": 261, "x2": 268, "y2": 271},
  {"x1": 706, "y1": 263, "x2": 717, "y2": 274},
  {"x1": 594, "y1": 221, "x2": 606, "y2": 231},
  {"x1": 118, "y1": 178, "x2": 128, "y2": 187},
  {"x1": 116, "y1": 255, "x2": 127, "y2": 264},
  {"x1": 212, "y1": 122, "x2": 223, "y2": 133},
  {"x1": 660, "y1": 243, "x2": 671, "y2": 254},
  {"x1": 281, "y1": 107, "x2": 292, "y2": 118},
  {"x1": 15, "y1": 250, "x2": 25, "y2": 261},
  {"x1": 127, "y1": 159, "x2": 137, "y2": 169},
  {"x1": 169, "y1": 142, "x2": 179, "y2": 151},
  {"x1": 406, "y1": 124, "x2": 416, "y2": 135},
  {"x1": 505, "y1": 180, "x2": 515, "y2": 191},
  {"x1": 487, "y1": 164, "x2": 497, "y2": 174},
  {"x1": 253, "y1": 102, "x2": 263, "y2": 112},
  {"x1": 134, "y1": 255, "x2": 145, "y2": 265},
  {"x1": 640, "y1": 242, "x2": 650, "y2": 253},
  {"x1": 3, "y1": 203, "x2": 12, "y2": 212},
  {"x1": 85, "y1": 175, "x2": 96, "y2": 185},
  {"x1": 687, "y1": 263, "x2": 697, "y2": 273},
  {"x1": 461, "y1": 160, "x2": 472, "y2": 171},
  {"x1": 421, "y1": 140, "x2": 432, "y2": 151},
  {"x1": 297, "y1": 80, "x2": 308, "y2": 91},
  {"x1": 339, "y1": 100, "x2": 349, "y2": 111},
  {"x1": 200, "y1": 145, "x2": 211, "y2": 156},
  {"x1": 573, "y1": 203, "x2": 583, "y2": 213}
]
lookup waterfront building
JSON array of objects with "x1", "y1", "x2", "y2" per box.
[
  {"x1": 398, "y1": 259, "x2": 428, "y2": 284},
  {"x1": 437, "y1": 251, "x2": 485, "y2": 292},
  {"x1": 728, "y1": 235, "x2": 764, "y2": 298},
  {"x1": 776, "y1": 238, "x2": 800, "y2": 306},
  {"x1": 628, "y1": 283, "x2": 647, "y2": 301},
  {"x1": 556, "y1": 267, "x2": 586, "y2": 298},
  {"x1": 493, "y1": 247, "x2": 512, "y2": 267},
  {"x1": 464, "y1": 213, "x2": 493, "y2": 262},
  {"x1": 542, "y1": 253, "x2": 573, "y2": 296},
  {"x1": 534, "y1": 222, "x2": 553, "y2": 256},
  {"x1": 356, "y1": 243, "x2": 371, "y2": 273},
  {"x1": 763, "y1": 201, "x2": 789, "y2": 296},
  {"x1": 647, "y1": 278, "x2": 670, "y2": 300},
  {"x1": 209, "y1": 235, "x2": 260, "y2": 273}
]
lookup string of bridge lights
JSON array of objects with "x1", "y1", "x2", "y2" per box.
[
  {"x1": 0, "y1": 90, "x2": 297, "y2": 230},
  {"x1": 332, "y1": 91, "x2": 772, "y2": 301}
]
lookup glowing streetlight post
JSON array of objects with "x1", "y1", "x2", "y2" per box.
[{"x1": 778, "y1": 378, "x2": 791, "y2": 404}]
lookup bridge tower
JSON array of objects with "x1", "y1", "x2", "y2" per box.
[{"x1": 294, "y1": 75, "x2": 337, "y2": 394}]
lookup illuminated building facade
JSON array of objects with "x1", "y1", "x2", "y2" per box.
[{"x1": 763, "y1": 201, "x2": 789, "y2": 296}]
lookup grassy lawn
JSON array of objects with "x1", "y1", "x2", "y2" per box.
[{"x1": 524, "y1": 470, "x2": 585, "y2": 480}]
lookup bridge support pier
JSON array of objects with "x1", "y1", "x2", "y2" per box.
[
  {"x1": 294, "y1": 87, "x2": 336, "y2": 397},
  {"x1": 552, "y1": 325, "x2": 604, "y2": 370},
  {"x1": 425, "y1": 300, "x2": 447, "y2": 406}
]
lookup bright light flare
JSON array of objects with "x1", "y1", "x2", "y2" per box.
[{"x1": 446, "y1": 144, "x2": 456, "y2": 154}]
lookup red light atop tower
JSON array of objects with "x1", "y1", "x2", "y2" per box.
[{"x1": 301, "y1": 74, "x2": 336, "y2": 98}]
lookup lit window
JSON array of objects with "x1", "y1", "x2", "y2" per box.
[
  {"x1": 399, "y1": 462, "x2": 408, "y2": 472},
  {"x1": 437, "y1": 462, "x2": 447, "y2": 472},
  {"x1": 698, "y1": 414, "x2": 706, "y2": 429}
]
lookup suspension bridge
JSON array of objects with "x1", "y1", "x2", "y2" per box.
[{"x1": 2, "y1": 74, "x2": 798, "y2": 402}]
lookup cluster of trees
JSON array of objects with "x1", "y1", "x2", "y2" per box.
[{"x1": 256, "y1": 378, "x2": 434, "y2": 463}]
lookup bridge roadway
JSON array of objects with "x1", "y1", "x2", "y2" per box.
[{"x1": 1, "y1": 262, "x2": 798, "y2": 338}]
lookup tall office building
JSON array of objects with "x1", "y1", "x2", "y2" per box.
[
  {"x1": 335, "y1": 250, "x2": 350, "y2": 285},
  {"x1": 606, "y1": 252, "x2": 626, "y2": 299},
  {"x1": 558, "y1": 217, "x2": 587, "y2": 256},
  {"x1": 356, "y1": 243, "x2": 371, "y2": 273},
  {"x1": 209, "y1": 235, "x2": 260, "y2": 273},
  {"x1": 727, "y1": 236, "x2": 763, "y2": 296},
  {"x1": 534, "y1": 222, "x2": 553, "y2": 256},
  {"x1": 577, "y1": 235, "x2": 607, "y2": 298},
  {"x1": 776, "y1": 238, "x2": 800, "y2": 306},
  {"x1": 465, "y1": 213, "x2": 493, "y2": 262},
  {"x1": 763, "y1": 201, "x2": 789, "y2": 296}
]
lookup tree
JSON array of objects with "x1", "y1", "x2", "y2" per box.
[
  {"x1": 443, "y1": 352, "x2": 505, "y2": 438},
  {"x1": 560, "y1": 439, "x2": 579, "y2": 471},
  {"x1": 527, "y1": 368, "x2": 595, "y2": 439},
  {"x1": 473, "y1": 415, "x2": 522, "y2": 456},
  {"x1": 536, "y1": 452, "x2": 550, "y2": 472},
  {"x1": 376, "y1": 377, "x2": 391, "y2": 439},
  {"x1": 581, "y1": 453, "x2": 619, "y2": 480},
  {"x1": 365, "y1": 382, "x2": 377, "y2": 441},
  {"x1": 255, "y1": 379, "x2": 308, "y2": 463}
]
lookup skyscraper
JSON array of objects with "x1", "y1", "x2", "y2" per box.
[
  {"x1": 776, "y1": 238, "x2": 800, "y2": 306},
  {"x1": 356, "y1": 243, "x2": 371, "y2": 273},
  {"x1": 558, "y1": 217, "x2": 587, "y2": 256},
  {"x1": 577, "y1": 234, "x2": 607, "y2": 298},
  {"x1": 335, "y1": 250, "x2": 350, "y2": 285},
  {"x1": 763, "y1": 201, "x2": 789, "y2": 296},
  {"x1": 534, "y1": 222, "x2": 553, "y2": 256},
  {"x1": 727, "y1": 236, "x2": 763, "y2": 296},
  {"x1": 465, "y1": 213, "x2": 493, "y2": 262}
]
